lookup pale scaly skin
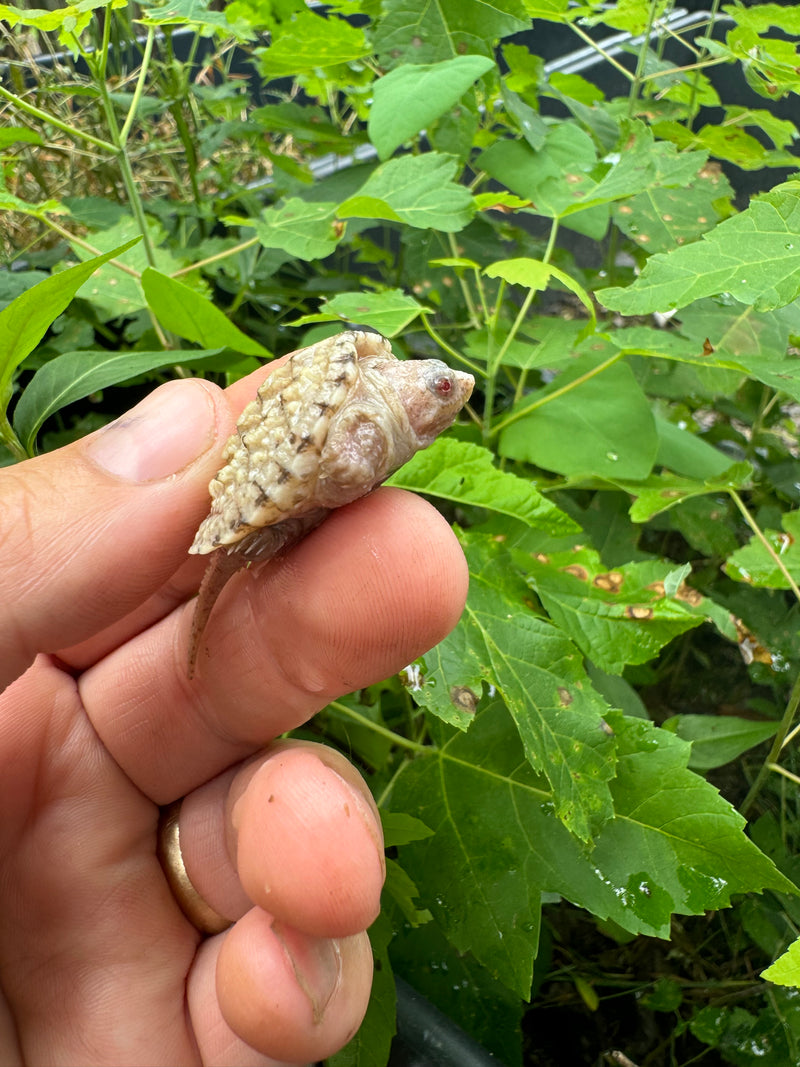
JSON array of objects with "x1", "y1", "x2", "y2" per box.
[{"x1": 187, "y1": 330, "x2": 474, "y2": 676}]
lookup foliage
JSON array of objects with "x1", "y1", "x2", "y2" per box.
[{"x1": 3, "y1": 0, "x2": 800, "y2": 1062}]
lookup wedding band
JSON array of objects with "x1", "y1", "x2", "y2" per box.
[{"x1": 157, "y1": 801, "x2": 233, "y2": 935}]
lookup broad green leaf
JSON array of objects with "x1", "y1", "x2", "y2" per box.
[
  {"x1": 369, "y1": 56, "x2": 494, "y2": 160},
  {"x1": 0, "y1": 238, "x2": 140, "y2": 408},
  {"x1": 247, "y1": 198, "x2": 341, "y2": 259},
  {"x1": 663, "y1": 714, "x2": 778, "y2": 772},
  {"x1": 613, "y1": 161, "x2": 732, "y2": 253},
  {"x1": 392, "y1": 703, "x2": 794, "y2": 995},
  {"x1": 72, "y1": 219, "x2": 188, "y2": 321},
  {"x1": 387, "y1": 437, "x2": 579, "y2": 535},
  {"x1": 141, "y1": 269, "x2": 270, "y2": 357},
  {"x1": 0, "y1": 128, "x2": 43, "y2": 150},
  {"x1": 725, "y1": 510, "x2": 800, "y2": 589},
  {"x1": 0, "y1": 0, "x2": 124, "y2": 42},
  {"x1": 478, "y1": 124, "x2": 607, "y2": 238},
  {"x1": 499, "y1": 354, "x2": 658, "y2": 480},
  {"x1": 763, "y1": 937, "x2": 800, "y2": 987},
  {"x1": 485, "y1": 258, "x2": 596, "y2": 329},
  {"x1": 339, "y1": 154, "x2": 474, "y2": 232},
  {"x1": 501, "y1": 85, "x2": 548, "y2": 151},
  {"x1": 290, "y1": 290, "x2": 427, "y2": 336},
  {"x1": 256, "y1": 8, "x2": 369, "y2": 75},
  {"x1": 464, "y1": 319, "x2": 585, "y2": 370},
  {"x1": 12, "y1": 347, "x2": 231, "y2": 455},
  {"x1": 525, "y1": 546, "x2": 707, "y2": 674},
  {"x1": 599, "y1": 182, "x2": 800, "y2": 314},
  {"x1": 727, "y1": 3, "x2": 800, "y2": 34},
  {"x1": 414, "y1": 534, "x2": 618, "y2": 840},
  {"x1": 251, "y1": 102, "x2": 355, "y2": 151},
  {"x1": 137, "y1": 0, "x2": 251, "y2": 36},
  {"x1": 654, "y1": 416, "x2": 740, "y2": 480},
  {"x1": 373, "y1": 0, "x2": 527, "y2": 67},
  {"x1": 627, "y1": 463, "x2": 752, "y2": 523}
]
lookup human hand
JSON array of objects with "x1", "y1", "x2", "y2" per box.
[{"x1": 0, "y1": 367, "x2": 469, "y2": 1065}]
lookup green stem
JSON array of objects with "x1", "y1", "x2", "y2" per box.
[
  {"x1": 568, "y1": 22, "x2": 634, "y2": 83},
  {"x1": 740, "y1": 672, "x2": 800, "y2": 817},
  {"x1": 446, "y1": 233, "x2": 481, "y2": 329},
  {"x1": 89, "y1": 53, "x2": 158, "y2": 268},
  {"x1": 327, "y1": 701, "x2": 429, "y2": 755},
  {"x1": 0, "y1": 413, "x2": 27, "y2": 462},
  {"x1": 0, "y1": 83, "x2": 116, "y2": 153},
  {"x1": 730, "y1": 490, "x2": 800, "y2": 604},
  {"x1": 627, "y1": 0, "x2": 660, "y2": 119},
  {"x1": 419, "y1": 316, "x2": 486, "y2": 378},
  {"x1": 491, "y1": 350, "x2": 625, "y2": 438},
  {"x1": 119, "y1": 26, "x2": 155, "y2": 145}
]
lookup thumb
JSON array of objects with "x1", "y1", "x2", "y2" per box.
[{"x1": 0, "y1": 377, "x2": 233, "y2": 691}]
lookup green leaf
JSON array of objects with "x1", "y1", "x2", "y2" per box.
[
  {"x1": 654, "y1": 415, "x2": 740, "y2": 480},
  {"x1": 0, "y1": 238, "x2": 140, "y2": 409},
  {"x1": 0, "y1": 0, "x2": 125, "y2": 43},
  {"x1": 339, "y1": 154, "x2": 474, "y2": 232},
  {"x1": 415, "y1": 534, "x2": 618, "y2": 841},
  {"x1": 71, "y1": 220, "x2": 188, "y2": 322},
  {"x1": 613, "y1": 159, "x2": 732, "y2": 253},
  {"x1": 373, "y1": 0, "x2": 528, "y2": 67},
  {"x1": 627, "y1": 463, "x2": 752, "y2": 523},
  {"x1": 392, "y1": 703, "x2": 794, "y2": 995},
  {"x1": 525, "y1": 546, "x2": 707, "y2": 674},
  {"x1": 725, "y1": 510, "x2": 800, "y2": 589},
  {"x1": 257, "y1": 8, "x2": 369, "y2": 75},
  {"x1": 663, "y1": 714, "x2": 778, "y2": 772},
  {"x1": 599, "y1": 181, "x2": 800, "y2": 314},
  {"x1": 328, "y1": 912, "x2": 396, "y2": 1067},
  {"x1": 763, "y1": 937, "x2": 800, "y2": 988},
  {"x1": 290, "y1": 289, "x2": 427, "y2": 336},
  {"x1": 247, "y1": 198, "x2": 341, "y2": 259},
  {"x1": 369, "y1": 56, "x2": 494, "y2": 161},
  {"x1": 485, "y1": 258, "x2": 596, "y2": 330},
  {"x1": 12, "y1": 346, "x2": 230, "y2": 455},
  {"x1": 142, "y1": 269, "x2": 271, "y2": 357},
  {"x1": 464, "y1": 318, "x2": 585, "y2": 370},
  {"x1": 0, "y1": 127, "x2": 44, "y2": 150},
  {"x1": 499, "y1": 354, "x2": 658, "y2": 480},
  {"x1": 387, "y1": 437, "x2": 579, "y2": 535}
]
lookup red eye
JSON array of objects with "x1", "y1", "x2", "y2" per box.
[{"x1": 435, "y1": 376, "x2": 453, "y2": 395}]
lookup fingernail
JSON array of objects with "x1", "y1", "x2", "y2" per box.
[
  {"x1": 86, "y1": 378, "x2": 217, "y2": 482},
  {"x1": 272, "y1": 921, "x2": 342, "y2": 1024}
]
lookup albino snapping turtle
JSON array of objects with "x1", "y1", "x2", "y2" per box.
[{"x1": 187, "y1": 330, "x2": 474, "y2": 676}]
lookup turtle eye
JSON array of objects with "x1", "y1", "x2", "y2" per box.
[{"x1": 431, "y1": 374, "x2": 454, "y2": 397}]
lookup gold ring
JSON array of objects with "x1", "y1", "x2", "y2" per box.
[{"x1": 157, "y1": 801, "x2": 232, "y2": 935}]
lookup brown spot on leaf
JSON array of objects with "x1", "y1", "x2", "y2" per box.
[
  {"x1": 702, "y1": 338, "x2": 715, "y2": 356},
  {"x1": 618, "y1": 204, "x2": 633, "y2": 214},
  {"x1": 646, "y1": 581, "x2": 665, "y2": 597},
  {"x1": 675, "y1": 582, "x2": 703, "y2": 607},
  {"x1": 563, "y1": 564, "x2": 589, "y2": 580},
  {"x1": 594, "y1": 571, "x2": 624, "y2": 593},
  {"x1": 557, "y1": 686, "x2": 573, "y2": 707},
  {"x1": 450, "y1": 686, "x2": 479, "y2": 714},
  {"x1": 626, "y1": 605, "x2": 654, "y2": 620}
]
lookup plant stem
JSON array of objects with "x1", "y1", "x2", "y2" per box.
[
  {"x1": 740, "y1": 671, "x2": 800, "y2": 817},
  {"x1": 327, "y1": 700, "x2": 429, "y2": 754},
  {"x1": 0, "y1": 413, "x2": 27, "y2": 462},
  {"x1": 627, "y1": 1, "x2": 660, "y2": 118},
  {"x1": 0, "y1": 83, "x2": 116, "y2": 153},
  {"x1": 419, "y1": 316, "x2": 486, "y2": 377},
  {"x1": 490, "y1": 350, "x2": 625, "y2": 438},
  {"x1": 729, "y1": 490, "x2": 800, "y2": 604}
]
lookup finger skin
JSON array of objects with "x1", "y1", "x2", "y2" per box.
[
  {"x1": 217, "y1": 913, "x2": 373, "y2": 1064},
  {"x1": 0, "y1": 377, "x2": 234, "y2": 692},
  {"x1": 80, "y1": 487, "x2": 469, "y2": 802},
  {"x1": 178, "y1": 743, "x2": 385, "y2": 939}
]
